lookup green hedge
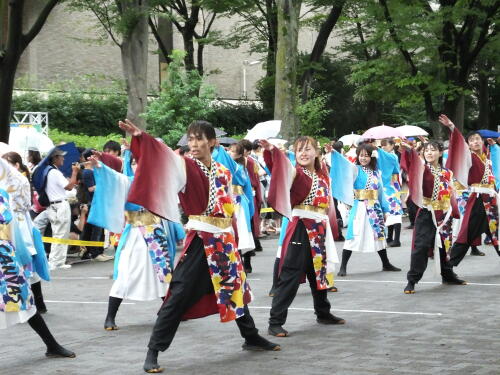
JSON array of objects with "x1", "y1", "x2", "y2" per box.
[
  {"x1": 12, "y1": 92, "x2": 269, "y2": 138},
  {"x1": 206, "y1": 102, "x2": 270, "y2": 135},
  {"x1": 12, "y1": 92, "x2": 127, "y2": 136},
  {"x1": 49, "y1": 128, "x2": 123, "y2": 150}
]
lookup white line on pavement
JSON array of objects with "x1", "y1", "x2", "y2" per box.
[
  {"x1": 45, "y1": 300, "x2": 135, "y2": 305},
  {"x1": 250, "y1": 306, "x2": 442, "y2": 316},
  {"x1": 51, "y1": 276, "x2": 111, "y2": 280},
  {"x1": 335, "y1": 279, "x2": 500, "y2": 286}
]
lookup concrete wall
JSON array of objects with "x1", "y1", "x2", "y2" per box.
[{"x1": 17, "y1": 3, "x2": 341, "y2": 100}]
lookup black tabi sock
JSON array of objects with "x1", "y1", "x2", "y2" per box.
[
  {"x1": 106, "y1": 296, "x2": 123, "y2": 320},
  {"x1": 28, "y1": 312, "x2": 60, "y2": 351}
]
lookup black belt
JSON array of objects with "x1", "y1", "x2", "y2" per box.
[{"x1": 50, "y1": 200, "x2": 66, "y2": 204}]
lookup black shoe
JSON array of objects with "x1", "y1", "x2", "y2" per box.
[
  {"x1": 268, "y1": 288, "x2": 275, "y2": 297},
  {"x1": 406, "y1": 225, "x2": 414, "y2": 229},
  {"x1": 268, "y1": 325, "x2": 289, "y2": 337},
  {"x1": 254, "y1": 246, "x2": 263, "y2": 252},
  {"x1": 382, "y1": 264, "x2": 401, "y2": 272},
  {"x1": 337, "y1": 235, "x2": 345, "y2": 241},
  {"x1": 388, "y1": 240, "x2": 401, "y2": 248},
  {"x1": 404, "y1": 282, "x2": 415, "y2": 294},
  {"x1": 328, "y1": 286, "x2": 338, "y2": 292},
  {"x1": 316, "y1": 313, "x2": 346, "y2": 325},
  {"x1": 45, "y1": 345, "x2": 76, "y2": 358},
  {"x1": 470, "y1": 247, "x2": 485, "y2": 256},
  {"x1": 104, "y1": 316, "x2": 118, "y2": 331},
  {"x1": 244, "y1": 266, "x2": 252, "y2": 274},
  {"x1": 144, "y1": 349, "x2": 163, "y2": 373},
  {"x1": 337, "y1": 268, "x2": 346, "y2": 277},
  {"x1": 442, "y1": 275, "x2": 467, "y2": 285},
  {"x1": 242, "y1": 335, "x2": 281, "y2": 351}
]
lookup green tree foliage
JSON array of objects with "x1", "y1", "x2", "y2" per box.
[
  {"x1": 295, "y1": 91, "x2": 330, "y2": 137},
  {"x1": 143, "y1": 50, "x2": 216, "y2": 146},
  {"x1": 340, "y1": 0, "x2": 500, "y2": 134}
]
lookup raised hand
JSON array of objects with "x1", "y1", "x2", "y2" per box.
[
  {"x1": 259, "y1": 139, "x2": 274, "y2": 151},
  {"x1": 438, "y1": 114, "x2": 454, "y2": 129},
  {"x1": 486, "y1": 138, "x2": 496, "y2": 146},
  {"x1": 118, "y1": 119, "x2": 142, "y2": 137},
  {"x1": 88, "y1": 153, "x2": 101, "y2": 168},
  {"x1": 324, "y1": 143, "x2": 333, "y2": 154}
]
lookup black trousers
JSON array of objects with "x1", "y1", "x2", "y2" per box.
[
  {"x1": 81, "y1": 218, "x2": 104, "y2": 258},
  {"x1": 148, "y1": 235, "x2": 258, "y2": 352},
  {"x1": 407, "y1": 209, "x2": 454, "y2": 283},
  {"x1": 407, "y1": 197, "x2": 418, "y2": 226},
  {"x1": 449, "y1": 196, "x2": 496, "y2": 266},
  {"x1": 269, "y1": 221, "x2": 331, "y2": 326}
]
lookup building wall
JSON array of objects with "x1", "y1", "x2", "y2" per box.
[{"x1": 17, "y1": 3, "x2": 340, "y2": 100}]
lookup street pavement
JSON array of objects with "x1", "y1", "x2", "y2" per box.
[{"x1": 2, "y1": 221, "x2": 500, "y2": 375}]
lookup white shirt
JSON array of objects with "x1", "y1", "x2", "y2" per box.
[{"x1": 46, "y1": 168, "x2": 68, "y2": 202}]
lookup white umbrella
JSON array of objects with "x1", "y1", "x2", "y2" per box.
[
  {"x1": 9, "y1": 126, "x2": 55, "y2": 154},
  {"x1": 268, "y1": 138, "x2": 287, "y2": 147},
  {"x1": 244, "y1": 120, "x2": 281, "y2": 141},
  {"x1": 361, "y1": 125, "x2": 406, "y2": 140},
  {"x1": 396, "y1": 125, "x2": 429, "y2": 137},
  {"x1": 339, "y1": 133, "x2": 361, "y2": 146},
  {"x1": 0, "y1": 142, "x2": 13, "y2": 156}
]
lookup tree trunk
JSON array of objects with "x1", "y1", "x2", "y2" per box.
[
  {"x1": 182, "y1": 30, "x2": 196, "y2": 72},
  {"x1": 119, "y1": 0, "x2": 149, "y2": 130},
  {"x1": 443, "y1": 94, "x2": 464, "y2": 131},
  {"x1": 300, "y1": 1, "x2": 344, "y2": 102},
  {"x1": 477, "y1": 61, "x2": 490, "y2": 129},
  {"x1": 274, "y1": 0, "x2": 301, "y2": 141},
  {"x1": 0, "y1": 58, "x2": 19, "y2": 142},
  {"x1": 365, "y1": 100, "x2": 378, "y2": 127}
]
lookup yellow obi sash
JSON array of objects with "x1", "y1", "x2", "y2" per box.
[
  {"x1": 125, "y1": 211, "x2": 161, "y2": 227},
  {"x1": 0, "y1": 223, "x2": 11, "y2": 241},
  {"x1": 232, "y1": 185, "x2": 244, "y2": 195},
  {"x1": 422, "y1": 197, "x2": 451, "y2": 211},
  {"x1": 188, "y1": 215, "x2": 232, "y2": 230},
  {"x1": 354, "y1": 189, "x2": 378, "y2": 200},
  {"x1": 293, "y1": 204, "x2": 327, "y2": 215}
]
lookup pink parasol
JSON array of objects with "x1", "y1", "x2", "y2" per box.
[{"x1": 361, "y1": 125, "x2": 406, "y2": 140}]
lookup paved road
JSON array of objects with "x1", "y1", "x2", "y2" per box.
[{"x1": 2, "y1": 223, "x2": 500, "y2": 375}]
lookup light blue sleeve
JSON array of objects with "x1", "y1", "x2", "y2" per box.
[
  {"x1": 88, "y1": 163, "x2": 130, "y2": 233},
  {"x1": 330, "y1": 150, "x2": 358, "y2": 206},
  {"x1": 490, "y1": 144, "x2": 500, "y2": 190}
]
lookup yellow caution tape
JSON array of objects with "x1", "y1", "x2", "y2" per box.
[
  {"x1": 42, "y1": 237, "x2": 105, "y2": 247},
  {"x1": 260, "y1": 207, "x2": 275, "y2": 213}
]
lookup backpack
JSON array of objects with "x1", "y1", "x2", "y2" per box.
[{"x1": 32, "y1": 165, "x2": 55, "y2": 208}]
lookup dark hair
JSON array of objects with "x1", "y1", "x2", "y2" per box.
[
  {"x1": 423, "y1": 140, "x2": 444, "y2": 166},
  {"x1": 179, "y1": 145, "x2": 190, "y2": 156},
  {"x1": 252, "y1": 140, "x2": 262, "y2": 151},
  {"x1": 187, "y1": 120, "x2": 216, "y2": 141},
  {"x1": 231, "y1": 143, "x2": 246, "y2": 165},
  {"x1": 239, "y1": 139, "x2": 253, "y2": 152},
  {"x1": 186, "y1": 120, "x2": 217, "y2": 152},
  {"x1": 356, "y1": 143, "x2": 377, "y2": 170},
  {"x1": 333, "y1": 141, "x2": 343, "y2": 153},
  {"x1": 103, "y1": 140, "x2": 121, "y2": 156},
  {"x1": 3, "y1": 151, "x2": 30, "y2": 178},
  {"x1": 381, "y1": 138, "x2": 395, "y2": 147},
  {"x1": 28, "y1": 149, "x2": 41, "y2": 166},
  {"x1": 293, "y1": 136, "x2": 323, "y2": 173},
  {"x1": 465, "y1": 131, "x2": 482, "y2": 143},
  {"x1": 82, "y1": 148, "x2": 95, "y2": 161}
]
